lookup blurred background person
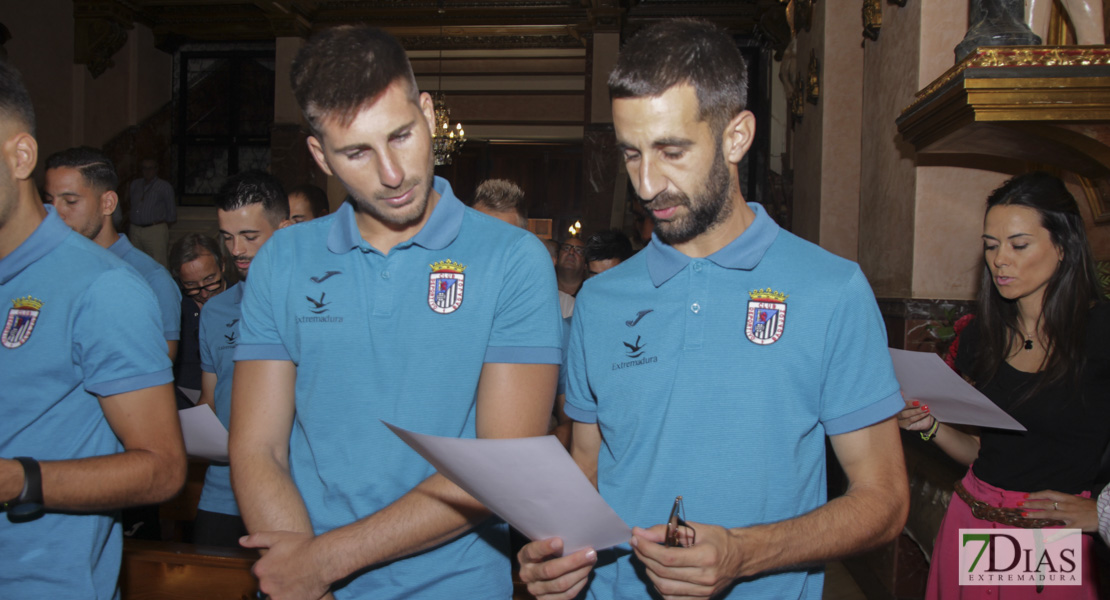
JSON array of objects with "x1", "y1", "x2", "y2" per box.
[
  {"x1": 472, "y1": 178, "x2": 528, "y2": 228},
  {"x1": 584, "y1": 228, "x2": 634, "y2": 277},
  {"x1": 287, "y1": 183, "x2": 329, "y2": 223},
  {"x1": 169, "y1": 233, "x2": 232, "y2": 407},
  {"x1": 127, "y1": 158, "x2": 176, "y2": 268}
]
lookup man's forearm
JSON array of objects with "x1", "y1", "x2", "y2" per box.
[
  {"x1": 310, "y1": 472, "x2": 491, "y2": 584},
  {"x1": 232, "y1": 450, "x2": 315, "y2": 536},
  {"x1": 729, "y1": 473, "x2": 908, "y2": 578},
  {"x1": 1, "y1": 449, "x2": 184, "y2": 512}
]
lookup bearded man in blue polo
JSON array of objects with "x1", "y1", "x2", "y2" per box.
[{"x1": 518, "y1": 19, "x2": 910, "y2": 600}]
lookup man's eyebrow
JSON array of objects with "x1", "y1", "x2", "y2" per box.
[
  {"x1": 332, "y1": 120, "x2": 418, "y2": 153},
  {"x1": 653, "y1": 137, "x2": 694, "y2": 148}
]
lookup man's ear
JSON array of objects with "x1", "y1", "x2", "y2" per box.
[
  {"x1": 419, "y1": 92, "x2": 436, "y2": 135},
  {"x1": 100, "y1": 190, "x2": 119, "y2": 217},
  {"x1": 277, "y1": 218, "x2": 293, "y2": 230},
  {"x1": 306, "y1": 135, "x2": 334, "y2": 177},
  {"x1": 722, "y1": 110, "x2": 756, "y2": 165},
  {"x1": 8, "y1": 132, "x2": 37, "y2": 180}
]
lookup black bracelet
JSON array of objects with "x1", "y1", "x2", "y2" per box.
[{"x1": 4, "y1": 457, "x2": 44, "y2": 521}]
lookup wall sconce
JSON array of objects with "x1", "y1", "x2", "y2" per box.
[{"x1": 568, "y1": 220, "x2": 582, "y2": 237}]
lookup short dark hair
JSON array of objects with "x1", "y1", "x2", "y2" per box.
[
  {"x1": 585, "y1": 229, "x2": 634, "y2": 263},
  {"x1": 289, "y1": 183, "x2": 329, "y2": 218},
  {"x1": 44, "y1": 146, "x2": 118, "y2": 193},
  {"x1": 608, "y1": 19, "x2": 747, "y2": 134},
  {"x1": 0, "y1": 60, "x2": 35, "y2": 135},
  {"x1": 290, "y1": 26, "x2": 419, "y2": 136},
  {"x1": 169, "y1": 232, "x2": 228, "y2": 281},
  {"x1": 473, "y1": 179, "x2": 526, "y2": 215},
  {"x1": 213, "y1": 169, "x2": 289, "y2": 227}
]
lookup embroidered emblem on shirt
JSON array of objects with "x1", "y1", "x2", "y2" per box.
[
  {"x1": 224, "y1": 331, "x2": 237, "y2": 344},
  {"x1": 428, "y1": 259, "x2": 466, "y2": 314},
  {"x1": 745, "y1": 288, "x2": 787, "y2": 345},
  {"x1": 310, "y1": 270, "x2": 342, "y2": 284},
  {"x1": 623, "y1": 335, "x2": 646, "y2": 358},
  {"x1": 625, "y1": 309, "x2": 653, "y2": 327},
  {"x1": 306, "y1": 292, "x2": 330, "y2": 314},
  {"x1": 225, "y1": 318, "x2": 239, "y2": 328},
  {"x1": 3, "y1": 296, "x2": 43, "y2": 349}
]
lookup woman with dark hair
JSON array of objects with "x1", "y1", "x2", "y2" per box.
[{"x1": 899, "y1": 171, "x2": 1109, "y2": 598}]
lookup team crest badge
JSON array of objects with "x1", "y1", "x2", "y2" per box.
[
  {"x1": 3, "y1": 296, "x2": 43, "y2": 349},
  {"x1": 428, "y1": 259, "x2": 466, "y2": 314},
  {"x1": 745, "y1": 288, "x2": 787, "y2": 345}
]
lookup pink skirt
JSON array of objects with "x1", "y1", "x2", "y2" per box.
[{"x1": 926, "y1": 468, "x2": 1100, "y2": 599}]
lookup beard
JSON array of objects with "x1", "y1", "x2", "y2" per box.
[
  {"x1": 644, "y1": 145, "x2": 733, "y2": 246},
  {"x1": 347, "y1": 152, "x2": 436, "y2": 228}
]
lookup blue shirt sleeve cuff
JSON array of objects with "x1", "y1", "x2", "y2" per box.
[
  {"x1": 165, "y1": 329, "x2": 181, "y2": 341},
  {"x1": 823, "y1": 390, "x2": 903, "y2": 436},
  {"x1": 233, "y1": 344, "x2": 292, "y2": 362},
  {"x1": 562, "y1": 402, "x2": 597, "y2": 424},
  {"x1": 88, "y1": 368, "x2": 174, "y2": 397},
  {"x1": 200, "y1": 361, "x2": 215, "y2": 373},
  {"x1": 484, "y1": 346, "x2": 562, "y2": 364}
]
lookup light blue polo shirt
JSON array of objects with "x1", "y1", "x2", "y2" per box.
[
  {"x1": 564, "y1": 203, "x2": 902, "y2": 600},
  {"x1": 108, "y1": 233, "x2": 181, "y2": 341},
  {"x1": 0, "y1": 207, "x2": 173, "y2": 599},
  {"x1": 234, "y1": 177, "x2": 563, "y2": 599},
  {"x1": 196, "y1": 281, "x2": 244, "y2": 516}
]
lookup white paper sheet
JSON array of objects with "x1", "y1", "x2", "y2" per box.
[
  {"x1": 385, "y1": 422, "x2": 632, "y2": 554},
  {"x1": 177, "y1": 386, "x2": 201, "y2": 405},
  {"x1": 178, "y1": 404, "x2": 230, "y2": 461},
  {"x1": 889, "y1": 348, "x2": 1026, "y2": 431}
]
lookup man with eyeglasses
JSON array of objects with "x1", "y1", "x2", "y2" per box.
[
  {"x1": 556, "y1": 237, "x2": 586, "y2": 317},
  {"x1": 193, "y1": 170, "x2": 290, "y2": 546},
  {"x1": 169, "y1": 233, "x2": 229, "y2": 401},
  {"x1": 45, "y1": 146, "x2": 182, "y2": 361},
  {"x1": 519, "y1": 19, "x2": 907, "y2": 600}
]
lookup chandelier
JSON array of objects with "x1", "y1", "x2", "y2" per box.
[{"x1": 432, "y1": 93, "x2": 465, "y2": 166}]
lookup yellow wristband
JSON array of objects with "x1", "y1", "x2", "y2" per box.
[{"x1": 920, "y1": 417, "x2": 940, "y2": 442}]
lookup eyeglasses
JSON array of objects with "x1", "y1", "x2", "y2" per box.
[
  {"x1": 560, "y1": 244, "x2": 585, "y2": 256},
  {"x1": 665, "y1": 496, "x2": 696, "y2": 548},
  {"x1": 182, "y1": 279, "x2": 223, "y2": 297}
]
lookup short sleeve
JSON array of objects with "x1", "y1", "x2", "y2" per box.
[
  {"x1": 150, "y1": 270, "x2": 183, "y2": 341},
  {"x1": 561, "y1": 306, "x2": 596, "y2": 423},
  {"x1": 482, "y1": 234, "x2": 563, "y2": 365},
  {"x1": 75, "y1": 268, "x2": 173, "y2": 397},
  {"x1": 234, "y1": 239, "x2": 292, "y2": 362},
  {"x1": 819, "y1": 267, "x2": 903, "y2": 436}
]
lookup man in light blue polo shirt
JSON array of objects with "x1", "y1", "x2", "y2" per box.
[
  {"x1": 0, "y1": 61, "x2": 186, "y2": 599},
  {"x1": 45, "y1": 146, "x2": 182, "y2": 360},
  {"x1": 518, "y1": 19, "x2": 908, "y2": 600},
  {"x1": 195, "y1": 170, "x2": 290, "y2": 546},
  {"x1": 229, "y1": 26, "x2": 563, "y2": 599}
]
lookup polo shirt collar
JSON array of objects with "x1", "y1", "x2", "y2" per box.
[
  {"x1": 108, "y1": 233, "x2": 134, "y2": 259},
  {"x1": 0, "y1": 205, "x2": 71, "y2": 285},
  {"x1": 645, "y1": 202, "x2": 779, "y2": 287},
  {"x1": 326, "y1": 176, "x2": 463, "y2": 254}
]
